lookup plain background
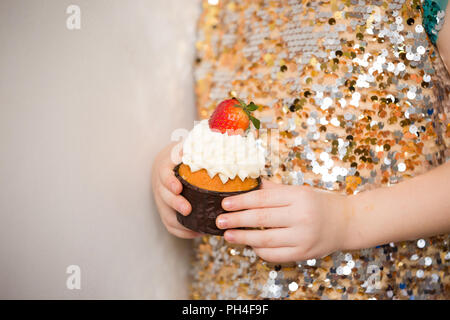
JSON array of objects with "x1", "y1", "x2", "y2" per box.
[{"x1": 0, "y1": 0, "x2": 200, "y2": 299}]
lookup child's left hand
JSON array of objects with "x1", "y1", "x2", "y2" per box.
[{"x1": 217, "y1": 180, "x2": 350, "y2": 263}]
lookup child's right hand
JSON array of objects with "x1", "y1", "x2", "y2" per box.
[{"x1": 151, "y1": 142, "x2": 202, "y2": 239}]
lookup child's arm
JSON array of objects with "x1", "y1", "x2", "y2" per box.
[
  {"x1": 219, "y1": 162, "x2": 450, "y2": 263},
  {"x1": 346, "y1": 10, "x2": 450, "y2": 249},
  {"x1": 343, "y1": 161, "x2": 450, "y2": 250}
]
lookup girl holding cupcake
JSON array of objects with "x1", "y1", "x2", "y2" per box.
[{"x1": 152, "y1": 0, "x2": 450, "y2": 299}]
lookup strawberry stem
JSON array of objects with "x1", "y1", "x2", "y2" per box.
[{"x1": 233, "y1": 98, "x2": 261, "y2": 130}]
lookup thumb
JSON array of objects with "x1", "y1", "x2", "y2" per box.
[{"x1": 169, "y1": 141, "x2": 183, "y2": 165}]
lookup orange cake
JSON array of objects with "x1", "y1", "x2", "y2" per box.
[{"x1": 178, "y1": 163, "x2": 259, "y2": 192}]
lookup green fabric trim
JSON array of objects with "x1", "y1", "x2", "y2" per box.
[{"x1": 423, "y1": 0, "x2": 448, "y2": 44}]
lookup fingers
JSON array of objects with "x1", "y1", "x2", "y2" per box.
[
  {"x1": 159, "y1": 184, "x2": 191, "y2": 216},
  {"x1": 224, "y1": 228, "x2": 296, "y2": 248},
  {"x1": 222, "y1": 188, "x2": 291, "y2": 211},
  {"x1": 159, "y1": 164, "x2": 182, "y2": 194},
  {"x1": 253, "y1": 247, "x2": 300, "y2": 263},
  {"x1": 216, "y1": 209, "x2": 291, "y2": 229},
  {"x1": 163, "y1": 211, "x2": 202, "y2": 239},
  {"x1": 153, "y1": 142, "x2": 198, "y2": 239},
  {"x1": 168, "y1": 228, "x2": 202, "y2": 239},
  {"x1": 155, "y1": 190, "x2": 201, "y2": 239}
]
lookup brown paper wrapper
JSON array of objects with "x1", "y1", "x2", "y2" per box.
[{"x1": 173, "y1": 163, "x2": 261, "y2": 236}]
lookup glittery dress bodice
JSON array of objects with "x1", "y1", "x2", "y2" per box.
[{"x1": 191, "y1": 0, "x2": 450, "y2": 299}]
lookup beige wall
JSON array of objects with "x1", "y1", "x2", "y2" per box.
[{"x1": 0, "y1": 0, "x2": 200, "y2": 299}]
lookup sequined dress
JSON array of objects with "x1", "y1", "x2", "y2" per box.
[{"x1": 191, "y1": 0, "x2": 450, "y2": 299}]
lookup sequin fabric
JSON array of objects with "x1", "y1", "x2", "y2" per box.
[{"x1": 191, "y1": 0, "x2": 450, "y2": 299}]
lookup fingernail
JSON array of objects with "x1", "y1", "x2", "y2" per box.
[
  {"x1": 180, "y1": 203, "x2": 190, "y2": 215},
  {"x1": 216, "y1": 217, "x2": 227, "y2": 229},
  {"x1": 224, "y1": 231, "x2": 234, "y2": 242},
  {"x1": 222, "y1": 199, "x2": 232, "y2": 209}
]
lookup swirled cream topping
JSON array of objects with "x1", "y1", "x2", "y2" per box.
[{"x1": 182, "y1": 120, "x2": 265, "y2": 183}]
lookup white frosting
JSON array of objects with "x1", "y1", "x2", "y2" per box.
[{"x1": 182, "y1": 120, "x2": 265, "y2": 183}]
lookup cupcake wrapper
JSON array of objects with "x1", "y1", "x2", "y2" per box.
[{"x1": 173, "y1": 163, "x2": 261, "y2": 236}]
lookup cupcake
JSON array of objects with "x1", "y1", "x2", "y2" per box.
[{"x1": 174, "y1": 98, "x2": 265, "y2": 235}]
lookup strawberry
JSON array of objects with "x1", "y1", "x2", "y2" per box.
[{"x1": 208, "y1": 98, "x2": 260, "y2": 135}]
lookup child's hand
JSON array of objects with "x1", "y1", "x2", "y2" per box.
[
  {"x1": 152, "y1": 142, "x2": 202, "y2": 239},
  {"x1": 217, "y1": 180, "x2": 349, "y2": 263}
]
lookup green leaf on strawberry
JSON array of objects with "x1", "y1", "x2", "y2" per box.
[
  {"x1": 246, "y1": 102, "x2": 259, "y2": 111},
  {"x1": 249, "y1": 115, "x2": 260, "y2": 129}
]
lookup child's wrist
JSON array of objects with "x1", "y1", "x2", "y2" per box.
[
  {"x1": 323, "y1": 193, "x2": 357, "y2": 253},
  {"x1": 338, "y1": 193, "x2": 362, "y2": 252}
]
